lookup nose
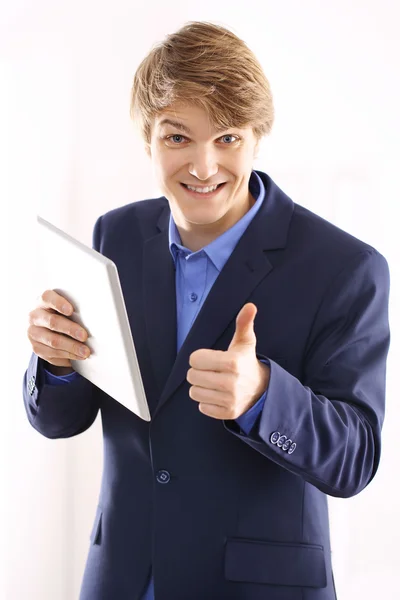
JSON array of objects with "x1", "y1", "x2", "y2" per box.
[{"x1": 188, "y1": 147, "x2": 219, "y2": 181}]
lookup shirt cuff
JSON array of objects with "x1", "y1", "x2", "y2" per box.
[
  {"x1": 235, "y1": 358, "x2": 270, "y2": 435},
  {"x1": 43, "y1": 367, "x2": 82, "y2": 386}
]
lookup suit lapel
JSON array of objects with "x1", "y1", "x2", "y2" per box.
[
  {"x1": 143, "y1": 224, "x2": 177, "y2": 413},
  {"x1": 143, "y1": 172, "x2": 294, "y2": 419}
]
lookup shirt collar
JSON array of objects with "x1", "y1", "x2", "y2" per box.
[{"x1": 168, "y1": 170, "x2": 265, "y2": 271}]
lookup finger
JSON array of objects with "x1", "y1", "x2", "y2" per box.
[
  {"x1": 29, "y1": 308, "x2": 88, "y2": 342},
  {"x1": 229, "y1": 303, "x2": 257, "y2": 349},
  {"x1": 198, "y1": 403, "x2": 227, "y2": 420},
  {"x1": 29, "y1": 340, "x2": 86, "y2": 365},
  {"x1": 28, "y1": 326, "x2": 90, "y2": 359},
  {"x1": 37, "y1": 289, "x2": 74, "y2": 316},
  {"x1": 188, "y1": 385, "x2": 228, "y2": 407},
  {"x1": 189, "y1": 349, "x2": 238, "y2": 373},
  {"x1": 187, "y1": 367, "x2": 234, "y2": 393}
]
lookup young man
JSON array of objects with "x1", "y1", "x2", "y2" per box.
[{"x1": 24, "y1": 21, "x2": 390, "y2": 600}]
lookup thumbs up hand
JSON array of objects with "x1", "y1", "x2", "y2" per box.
[{"x1": 187, "y1": 303, "x2": 270, "y2": 420}]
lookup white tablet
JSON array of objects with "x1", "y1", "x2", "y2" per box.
[{"x1": 36, "y1": 215, "x2": 151, "y2": 421}]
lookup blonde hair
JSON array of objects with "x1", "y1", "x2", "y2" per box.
[{"x1": 130, "y1": 21, "x2": 274, "y2": 151}]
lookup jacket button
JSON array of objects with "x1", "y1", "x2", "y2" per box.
[
  {"x1": 270, "y1": 431, "x2": 280, "y2": 444},
  {"x1": 277, "y1": 435, "x2": 287, "y2": 448},
  {"x1": 288, "y1": 442, "x2": 297, "y2": 454},
  {"x1": 156, "y1": 470, "x2": 171, "y2": 484},
  {"x1": 282, "y1": 438, "x2": 292, "y2": 451}
]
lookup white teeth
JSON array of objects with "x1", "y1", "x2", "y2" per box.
[{"x1": 186, "y1": 184, "x2": 219, "y2": 193}]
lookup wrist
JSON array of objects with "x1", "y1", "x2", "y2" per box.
[
  {"x1": 44, "y1": 362, "x2": 75, "y2": 376},
  {"x1": 255, "y1": 360, "x2": 270, "y2": 397}
]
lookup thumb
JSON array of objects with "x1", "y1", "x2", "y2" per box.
[{"x1": 228, "y1": 303, "x2": 258, "y2": 350}]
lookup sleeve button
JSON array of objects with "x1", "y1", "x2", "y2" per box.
[
  {"x1": 270, "y1": 431, "x2": 280, "y2": 444},
  {"x1": 277, "y1": 435, "x2": 287, "y2": 448}
]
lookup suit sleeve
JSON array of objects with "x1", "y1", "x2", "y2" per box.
[
  {"x1": 22, "y1": 215, "x2": 105, "y2": 439},
  {"x1": 223, "y1": 249, "x2": 390, "y2": 499}
]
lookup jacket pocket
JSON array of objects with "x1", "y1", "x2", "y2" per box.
[
  {"x1": 89, "y1": 506, "x2": 103, "y2": 545},
  {"x1": 224, "y1": 537, "x2": 326, "y2": 588}
]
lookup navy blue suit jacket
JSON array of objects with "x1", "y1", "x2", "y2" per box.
[{"x1": 23, "y1": 170, "x2": 390, "y2": 600}]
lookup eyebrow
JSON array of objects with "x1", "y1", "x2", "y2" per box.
[{"x1": 157, "y1": 118, "x2": 231, "y2": 135}]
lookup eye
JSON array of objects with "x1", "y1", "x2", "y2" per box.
[
  {"x1": 166, "y1": 134, "x2": 188, "y2": 145},
  {"x1": 220, "y1": 134, "x2": 239, "y2": 144}
]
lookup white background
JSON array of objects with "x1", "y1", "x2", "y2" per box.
[{"x1": 1, "y1": 1, "x2": 399, "y2": 598}]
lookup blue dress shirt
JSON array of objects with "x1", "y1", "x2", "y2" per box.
[{"x1": 42, "y1": 170, "x2": 271, "y2": 599}]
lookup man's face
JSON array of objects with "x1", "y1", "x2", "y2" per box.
[{"x1": 148, "y1": 102, "x2": 259, "y2": 250}]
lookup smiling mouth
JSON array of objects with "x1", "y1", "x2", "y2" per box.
[{"x1": 180, "y1": 182, "x2": 227, "y2": 195}]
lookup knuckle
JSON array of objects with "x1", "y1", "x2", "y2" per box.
[
  {"x1": 227, "y1": 358, "x2": 238, "y2": 373},
  {"x1": 48, "y1": 335, "x2": 59, "y2": 349},
  {"x1": 48, "y1": 314, "x2": 58, "y2": 330}
]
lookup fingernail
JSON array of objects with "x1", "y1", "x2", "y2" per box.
[{"x1": 79, "y1": 347, "x2": 88, "y2": 357}]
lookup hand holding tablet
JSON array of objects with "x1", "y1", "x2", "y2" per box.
[
  {"x1": 28, "y1": 288, "x2": 91, "y2": 372},
  {"x1": 29, "y1": 216, "x2": 151, "y2": 421}
]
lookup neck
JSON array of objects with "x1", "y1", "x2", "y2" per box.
[{"x1": 176, "y1": 191, "x2": 256, "y2": 252}]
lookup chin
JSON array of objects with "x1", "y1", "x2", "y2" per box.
[{"x1": 182, "y1": 206, "x2": 226, "y2": 223}]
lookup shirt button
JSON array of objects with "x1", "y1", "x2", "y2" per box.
[
  {"x1": 156, "y1": 470, "x2": 171, "y2": 484},
  {"x1": 189, "y1": 292, "x2": 198, "y2": 302}
]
